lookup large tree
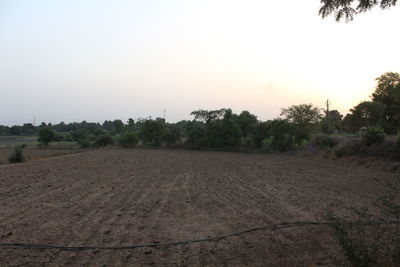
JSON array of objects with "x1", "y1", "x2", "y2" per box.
[
  {"x1": 190, "y1": 109, "x2": 227, "y2": 124},
  {"x1": 371, "y1": 72, "x2": 400, "y2": 133},
  {"x1": 280, "y1": 104, "x2": 322, "y2": 125},
  {"x1": 281, "y1": 104, "x2": 323, "y2": 142},
  {"x1": 322, "y1": 110, "x2": 343, "y2": 134},
  {"x1": 235, "y1": 111, "x2": 258, "y2": 138},
  {"x1": 342, "y1": 101, "x2": 385, "y2": 132},
  {"x1": 319, "y1": 0, "x2": 397, "y2": 21}
]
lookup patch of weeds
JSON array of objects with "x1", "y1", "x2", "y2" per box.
[
  {"x1": 312, "y1": 134, "x2": 337, "y2": 148},
  {"x1": 361, "y1": 126, "x2": 385, "y2": 146},
  {"x1": 326, "y1": 175, "x2": 400, "y2": 266},
  {"x1": 334, "y1": 145, "x2": 345, "y2": 158},
  {"x1": 8, "y1": 146, "x2": 24, "y2": 163}
]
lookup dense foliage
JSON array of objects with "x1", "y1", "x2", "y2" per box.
[
  {"x1": 118, "y1": 131, "x2": 139, "y2": 148},
  {"x1": 95, "y1": 133, "x2": 113, "y2": 147},
  {"x1": 1, "y1": 72, "x2": 399, "y2": 151},
  {"x1": 361, "y1": 126, "x2": 386, "y2": 146},
  {"x1": 343, "y1": 72, "x2": 400, "y2": 134}
]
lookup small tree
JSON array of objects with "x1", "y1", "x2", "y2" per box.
[{"x1": 38, "y1": 127, "x2": 55, "y2": 146}]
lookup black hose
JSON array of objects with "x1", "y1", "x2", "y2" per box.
[{"x1": 0, "y1": 221, "x2": 397, "y2": 251}]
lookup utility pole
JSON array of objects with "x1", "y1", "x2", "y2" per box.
[
  {"x1": 163, "y1": 109, "x2": 166, "y2": 122},
  {"x1": 325, "y1": 99, "x2": 330, "y2": 116},
  {"x1": 325, "y1": 99, "x2": 331, "y2": 133},
  {"x1": 33, "y1": 117, "x2": 36, "y2": 126}
]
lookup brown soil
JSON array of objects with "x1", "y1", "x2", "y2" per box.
[{"x1": 0, "y1": 149, "x2": 395, "y2": 266}]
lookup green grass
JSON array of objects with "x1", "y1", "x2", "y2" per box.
[
  {"x1": 0, "y1": 136, "x2": 38, "y2": 148},
  {"x1": 0, "y1": 136, "x2": 80, "y2": 149},
  {"x1": 47, "y1": 141, "x2": 80, "y2": 149}
]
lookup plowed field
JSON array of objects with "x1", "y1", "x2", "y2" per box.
[{"x1": 0, "y1": 149, "x2": 394, "y2": 266}]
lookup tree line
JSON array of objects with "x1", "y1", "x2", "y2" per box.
[{"x1": 1, "y1": 72, "x2": 399, "y2": 150}]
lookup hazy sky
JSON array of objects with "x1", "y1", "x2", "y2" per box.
[{"x1": 1, "y1": 0, "x2": 399, "y2": 125}]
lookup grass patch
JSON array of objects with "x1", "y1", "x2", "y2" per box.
[
  {"x1": 47, "y1": 141, "x2": 80, "y2": 149},
  {"x1": 0, "y1": 136, "x2": 37, "y2": 148}
]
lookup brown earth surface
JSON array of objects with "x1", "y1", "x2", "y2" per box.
[{"x1": 0, "y1": 149, "x2": 396, "y2": 266}]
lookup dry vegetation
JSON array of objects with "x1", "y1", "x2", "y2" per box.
[
  {"x1": 0, "y1": 148, "x2": 83, "y2": 165},
  {"x1": 0, "y1": 149, "x2": 396, "y2": 266}
]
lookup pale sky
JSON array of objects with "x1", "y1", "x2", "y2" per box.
[{"x1": 1, "y1": 0, "x2": 399, "y2": 125}]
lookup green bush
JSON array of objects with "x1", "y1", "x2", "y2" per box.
[
  {"x1": 118, "y1": 131, "x2": 138, "y2": 148},
  {"x1": 241, "y1": 136, "x2": 255, "y2": 148},
  {"x1": 38, "y1": 127, "x2": 55, "y2": 145},
  {"x1": 312, "y1": 134, "x2": 337, "y2": 148},
  {"x1": 262, "y1": 137, "x2": 273, "y2": 147},
  {"x1": 270, "y1": 135, "x2": 293, "y2": 152},
  {"x1": 95, "y1": 133, "x2": 113, "y2": 147},
  {"x1": 361, "y1": 126, "x2": 385, "y2": 146},
  {"x1": 8, "y1": 147, "x2": 24, "y2": 163},
  {"x1": 78, "y1": 138, "x2": 92, "y2": 148}
]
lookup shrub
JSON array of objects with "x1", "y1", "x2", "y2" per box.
[
  {"x1": 241, "y1": 136, "x2": 255, "y2": 148},
  {"x1": 70, "y1": 130, "x2": 86, "y2": 141},
  {"x1": 94, "y1": 129, "x2": 107, "y2": 137},
  {"x1": 118, "y1": 131, "x2": 138, "y2": 148},
  {"x1": 270, "y1": 135, "x2": 293, "y2": 152},
  {"x1": 326, "y1": 211, "x2": 378, "y2": 266},
  {"x1": 95, "y1": 133, "x2": 113, "y2": 147},
  {"x1": 78, "y1": 138, "x2": 92, "y2": 148},
  {"x1": 334, "y1": 145, "x2": 345, "y2": 158},
  {"x1": 312, "y1": 134, "x2": 337, "y2": 148},
  {"x1": 8, "y1": 147, "x2": 24, "y2": 163},
  {"x1": 361, "y1": 126, "x2": 385, "y2": 146},
  {"x1": 326, "y1": 176, "x2": 400, "y2": 266},
  {"x1": 38, "y1": 127, "x2": 55, "y2": 145},
  {"x1": 262, "y1": 137, "x2": 273, "y2": 147}
]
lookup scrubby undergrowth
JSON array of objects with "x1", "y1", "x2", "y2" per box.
[{"x1": 301, "y1": 135, "x2": 400, "y2": 173}]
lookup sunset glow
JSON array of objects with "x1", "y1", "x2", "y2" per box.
[{"x1": 1, "y1": 0, "x2": 399, "y2": 124}]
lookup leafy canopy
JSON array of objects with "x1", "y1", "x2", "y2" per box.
[
  {"x1": 280, "y1": 104, "x2": 322, "y2": 125},
  {"x1": 319, "y1": 0, "x2": 397, "y2": 21}
]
